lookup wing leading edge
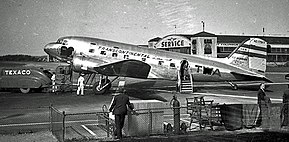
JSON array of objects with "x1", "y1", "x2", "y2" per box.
[{"x1": 94, "y1": 59, "x2": 151, "y2": 79}]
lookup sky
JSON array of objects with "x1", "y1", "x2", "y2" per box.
[{"x1": 0, "y1": 0, "x2": 289, "y2": 56}]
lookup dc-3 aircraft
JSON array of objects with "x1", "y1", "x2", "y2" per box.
[{"x1": 44, "y1": 36, "x2": 273, "y2": 94}]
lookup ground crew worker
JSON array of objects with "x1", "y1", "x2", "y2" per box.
[
  {"x1": 109, "y1": 90, "x2": 134, "y2": 139},
  {"x1": 77, "y1": 74, "x2": 85, "y2": 96},
  {"x1": 51, "y1": 72, "x2": 56, "y2": 93},
  {"x1": 281, "y1": 85, "x2": 289, "y2": 128},
  {"x1": 256, "y1": 83, "x2": 271, "y2": 126}
]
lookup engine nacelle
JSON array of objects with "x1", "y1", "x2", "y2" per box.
[{"x1": 71, "y1": 55, "x2": 103, "y2": 73}]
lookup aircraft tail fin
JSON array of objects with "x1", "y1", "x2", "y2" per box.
[{"x1": 228, "y1": 38, "x2": 268, "y2": 75}]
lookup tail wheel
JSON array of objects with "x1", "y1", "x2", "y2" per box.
[
  {"x1": 20, "y1": 88, "x2": 30, "y2": 94},
  {"x1": 92, "y1": 79, "x2": 111, "y2": 95}
]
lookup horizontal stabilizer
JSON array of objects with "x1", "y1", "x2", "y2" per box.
[
  {"x1": 94, "y1": 60, "x2": 151, "y2": 79},
  {"x1": 230, "y1": 72, "x2": 273, "y2": 83}
]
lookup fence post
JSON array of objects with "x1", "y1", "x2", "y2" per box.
[
  {"x1": 49, "y1": 104, "x2": 52, "y2": 131},
  {"x1": 149, "y1": 109, "x2": 152, "y2": 136},
  {"x1": 105, "y1": 112, "x2": 110, "y2": 138},
  {"x1": 62, "y1": 111, "x2": 65, "y2": 142}
]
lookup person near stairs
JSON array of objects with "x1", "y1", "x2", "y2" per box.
[
  {"x1": 51, "y1": 72, "x2": 56, "y2": 93},
  {"x1": 76, "y1": 73, "x2": 85, "y2": 96}
]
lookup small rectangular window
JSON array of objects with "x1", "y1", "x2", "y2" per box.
[
  {"x1": 89, "y1": 49, "x2": 95, "y2": 53},
  {"x1": 170, "y1": 63, "x2": 176, "y2": 68}
]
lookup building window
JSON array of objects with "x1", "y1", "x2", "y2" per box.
[
  {"x1": 204, "y1": 44, "x2": 212, "y2": 54},
  {"x1": 192, "y1": 40, "x2": 197, "y2": 54},
  {"x1": 204, "y1": 39, "x2": 212, "y2": 54},
  {"x1": 204, "y1": 39, "x2": 212, "y2": 43}
]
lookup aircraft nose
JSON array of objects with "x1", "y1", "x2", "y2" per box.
[{"x1": 44, "y1": 42, "x2": 60, "y2": 56}]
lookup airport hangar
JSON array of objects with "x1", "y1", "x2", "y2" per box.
[{"x1": 146, "y1": 31, "x2": 289, "y2": 65}]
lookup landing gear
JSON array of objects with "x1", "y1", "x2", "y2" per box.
[
  {"x1": 92, "y1": 75, "x2": 119, "y2": 95},
  {"x1": 92, "y1": 79, "x2": 111, "y2": 95}
]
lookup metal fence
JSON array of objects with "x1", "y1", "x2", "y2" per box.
[{"x1": 50, "y1": 105, "x2": 115, "y2": 142}]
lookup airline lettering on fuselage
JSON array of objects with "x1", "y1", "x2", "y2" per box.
[
  {"x1": 98, "y1": 46, "x2": 150, "y2": 58},
  {"x1": 195, "y1": 65, "x2": 221, "y2": 76},
  {"x1": 3, "y1": 70, "x2": 31, "y2": 76}
]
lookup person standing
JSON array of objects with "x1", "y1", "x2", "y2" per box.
[
  {"x1": 77, "y1": 74, "x2": 85, "y2": 96},
  {"x1": 51, "y1": 72, "x2": 56, "y2": 93},
  {"x1": 109, "y1": 90, "x2": 134, "y2": 139},
  {"x1": 281, "y1": 85, "x2": 289, "y2": 127},
  {"x1": 256, "y1": 83, "x2": 271, "y2": 127}
]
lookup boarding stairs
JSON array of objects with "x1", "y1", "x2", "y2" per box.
[{"x1": 177, "y1": 70, "x2": 194, "y2": 93}]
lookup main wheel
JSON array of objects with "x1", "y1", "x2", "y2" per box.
[
  {"x1": 20, "y1": 88, "x2": 30, "y2": 94},
  {"x1": 92, "y1": 79, "x2": 111, "y2": 95}
]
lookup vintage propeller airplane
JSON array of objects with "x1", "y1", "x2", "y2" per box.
[{"x1": 44, "y1": 36, "x2": 272, "y2": 94}]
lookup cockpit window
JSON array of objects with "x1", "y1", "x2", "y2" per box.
[{"x1": 56, "y1": 39, "x2": 68, "y2": 45}]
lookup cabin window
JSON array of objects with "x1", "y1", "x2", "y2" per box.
[
  {"x1": 170, "y1": 63, "x2": 176, "y2": 68},
  {"x1": 89, "y1": 49, "x2": 95, "y2": 53},
  {"x1": 142, "y1": 58, "x2": 146, "y2": 62},
  {"x1": 112, "y1": 53, "x2": 118, "y2": 57},
  {"x1": 124, "y1": 55, "x2": 129, "y2": 59},
  {"x1": 158, "y1": 61, "x2": 164, "y2": 65},
  {"x1": 100, "y1": 51, "x2": 106, "y2": 55}
]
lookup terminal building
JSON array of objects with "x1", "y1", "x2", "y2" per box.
[{"x1": 148, "y1": 31, "x2": 289, "y2": 65}]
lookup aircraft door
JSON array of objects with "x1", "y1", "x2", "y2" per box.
[{"x1": 180, "y1": 60, "x2": 189, "y2": 80}]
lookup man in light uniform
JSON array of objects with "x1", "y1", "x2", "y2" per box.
[
  {"x1": 51, "y1": 72, "x2": 56, "y2": 93},
  {"x1": 77, "y1": 74, "x2": 85, "y2": 96}
]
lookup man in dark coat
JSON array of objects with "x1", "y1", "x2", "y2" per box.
[
  {"x1": 256, "y1": 83, "x2": 271, "y2": 126},
  {"x1": 109, "y1": 91, "x2": 134, "y2": 139},
  {"x1": 282, "y1": 85, "x2": 289, "y2": 127}
]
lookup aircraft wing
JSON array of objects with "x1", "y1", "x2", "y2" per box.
[
  {"x1": 230, "y1": 72, "x2": 273, "y2": 83},
  {"x1": 94, "y1": 59, "x2": 151, "y2": 79}
]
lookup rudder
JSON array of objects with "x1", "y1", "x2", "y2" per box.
[{"x1": 228, "y1": 38, "x2": 268, "y2": 75}]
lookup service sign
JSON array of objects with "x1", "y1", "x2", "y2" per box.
[
  {"x1": 3, "y1": 69, "x2": 31, "y2": 76},
  {"x1": 155, "y1": 36, "x2": 191, "y2": 48}
]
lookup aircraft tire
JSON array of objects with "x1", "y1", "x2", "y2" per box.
[
  {"x1": 20, "y1": 88, "x2": 30, "y2": 94},
  {"x1": 92, "y1": 79, "x2": 111, "y2": 95}
]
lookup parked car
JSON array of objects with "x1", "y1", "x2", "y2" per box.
[{"x1": 0, "y1": 67, "x2": 52, "y2": 93}]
